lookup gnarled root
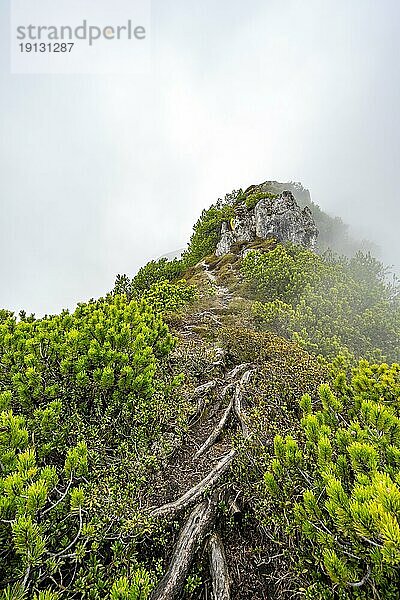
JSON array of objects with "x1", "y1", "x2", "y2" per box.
[
  {"x1": 150, "y1": 499, "x2": 217, "y2": 600},
  {"x1": 233, "y1": 369, "x2": 255, "y2": 439},
  {"x1": 194, "y1": 381, "x2": 218, "y2": 397},
  {"x1": 190, "y1": 380, "x2": 218, "y2": 423},
  {"x1": 209, "y1": 532, "x2": 231, "y2": 600},
  {"x1": 228, "y1": 363, "x2": 254, "y2": 380},
  {"x1": 150, "y1": 449, "x2": 236, "y2": 519},
  {"x1": 213, "y1": 346, "x2": 226, "y2": 368},
  {"x1": 195, "y1": 384, "x2": 235, "y2": 458}
]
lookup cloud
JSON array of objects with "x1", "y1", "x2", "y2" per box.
[{"x1": 0, "y1": 0, "x2": 399, "y2": 314}]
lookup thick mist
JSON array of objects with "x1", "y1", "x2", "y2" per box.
[{"x1": 0, "y1": 0, "x2": 399, "y2": 315}]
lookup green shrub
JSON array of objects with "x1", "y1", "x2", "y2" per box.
[
  {"x1": 0, "y1": 295, "x2": 187, "y2": 596},
  {"x1": 242, "y1": 243, "x2": 325, "y2": 304},
  {"x1": 182, "y1": 202, "x2": 235, "y2": 267},
  {"x1": 244, "y1": 191, "x2": 279, "y2": 210},
  {"x1": 142, "y1": 280, "x2": 197, "y2": 313},
  {"x1": 109, "y1": 570, "x2": 153, "y2": 600},
  {"x1": 114, "y1": 258, "x2": 185, "y2": 300},
  {"x1": 243, "y1": 245, "x2": 399, "y2": 361},
  {"x1": 263, "y1": 360, "x2": 400, "y2": 598}
]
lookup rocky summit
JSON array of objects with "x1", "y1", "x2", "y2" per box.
[{"x1": 216, "y1": 187, "x2": 319, "y2": 256}]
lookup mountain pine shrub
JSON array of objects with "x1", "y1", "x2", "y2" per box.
[
  {"x1": 263, "y1": 360, "x2": 400, "y2": 598},
  {"x1": 243, "y1": 244, "x2": 399, "y2": 361},
  {"x1": 0, "y1": 295, "x2": 187, "y2": 597}
]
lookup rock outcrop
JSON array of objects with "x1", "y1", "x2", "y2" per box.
[{"x1": 215, "y1": 187, "x2": 318, "y2": 257}]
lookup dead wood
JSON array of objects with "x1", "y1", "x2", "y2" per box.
[
  {"x1": 150, "y1": 449, "x2": 236, "y2": 519},
  {"x1": 150, "y1": 499, "x2": 217, "y2": 600},
  {"x1": 190, "y1": 380, "x2": 218, "y2": 423},
  {"x1": 209, "y1": 532, "x2": 231, "y2": 600},
  {"x1": 228, "y1": 363, "x2": 254, "y2": 380},
  {"x1": 233, "y1": 369, "x2": 255, "y2": 439},
  {"x1": 194, "y1": 380, "x2": 218, "y2": 396},
  {"x1": 195, "y1": 390, "x2": 234, "y2": 458}
]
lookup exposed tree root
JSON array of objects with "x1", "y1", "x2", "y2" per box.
[
  {"x1": 149, "y1": 356, "x2": 258, "y2": 598},
  {"x1": 195, "y1": 387, "x2": 235, "y2": 458},
  {"x1": 228, "y1": 363, "x2": 254, "y2": 380},
  {"x1": 232, "y1": 369, "x2": 255, "y2": 439},
  {"x1": 228, "y1": 493, "x2": 242, "y2": 521},
  {"x1": 213, "y1": 346, "x2": 227, "y2": 367},
  {"x1": 150, "y1": 499, "x2": 217, "y2": 600},
  {"x1": 194, "y1": 380, "x2": 218, "y2": 397},
  {"x1": 150, "y1": 449, "x2": 236, "y2": 519},
  {"x1": 194, "y1": 310, "x2": 223, "y2": 325},
  {"x1": 209, "y1": 532, "x2": 231, "y2": 600},
  {"x1": 190, "y1": 380, "x2": 219, "y2": 423},
  {"x1": 240, "y1": 369, "x2": 255, "y2": 387}
]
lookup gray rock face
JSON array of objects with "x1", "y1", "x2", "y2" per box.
[
  {"x1": 216, "y1": 222, "x2": 236, "y2": 256},
  {"x1": 215, "y1": 190, "x2": 318, "y2": 257},
  {"x1": 232, "y1": 205, "x2": 256, "y2": 243}
]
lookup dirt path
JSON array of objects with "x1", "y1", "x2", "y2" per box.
[
  {"x1": 201, "y1": 260, "x2": 233, "y2": 309},
  {"x1": 145, "y1": 258, "x2": 259, "y2": 599},
  {"x1": 148, "y1": 360, "x2": 255, "y2": 600},
  {"x1": 147, "y1": 364, "x2": 245, "y2": 512}
]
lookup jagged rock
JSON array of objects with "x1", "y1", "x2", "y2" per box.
[
  {"x1": 216, "y1": 222, "x2": 237, "y2": 256},
  {"x1": 232, "y1": 205, "x2": 256, "y2": 243},
  {"x1": 216, "y1": 190, "x2": 318, "y2": 257},
  {"x1": 255, "y1": 191, "x2": 317, "y2": 247}
]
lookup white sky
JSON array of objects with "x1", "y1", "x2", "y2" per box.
[{"x1": 1, "y1": 0, "x2": 399, "y2": 315}]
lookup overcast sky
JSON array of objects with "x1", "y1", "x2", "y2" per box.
[{"x1": 1, "y1": 0, "x2": 399, "y2": 315}]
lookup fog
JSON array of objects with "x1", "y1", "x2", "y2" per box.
[{"x1": 1, "y1": 0, "x2": 399, "y2": 315}]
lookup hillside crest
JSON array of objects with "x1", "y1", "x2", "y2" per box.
[{"x1": 216, "y1": 184, "x2": 319, "y2": 257}]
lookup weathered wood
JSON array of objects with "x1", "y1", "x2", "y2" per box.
[
  {"x1": 150, "y1": 449, "x2": 236, "y2": 519},
  {"x1": 150, "y1": 500, "x2": 217, "y2": 600},
  {"x1": 213, "y1": 346, "x2": 226, "y2": 367},
  {"x1": 228, "y1": 363, "x2": 253, "y2": 380},
  {"x1": 194, "y1": 380, "x2": 218, "y2": 396},
  {"x1": 209, "y1": 532, "x2": 231, "y2": 600},
  {"x1": 195, "y1": 385, "x2": 235, "y2": 458},
  {"x1": 190, "y1": 380, "x2": 218, "y2": 424},
  {"x1": 233, "y1": 369, "x2": 255, "y2": 439},
  {"x1": 228, "y1": 498, "x2": 242, "y2": 520}
]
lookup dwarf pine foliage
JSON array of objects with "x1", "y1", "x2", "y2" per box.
[
  {"x1": 264, "y1": 360, "x2": 400, "y2": 598},
  {"x1": 0, "y1": 294, "x2": 189, "y2": 598},
  {"x1": 243, "y1": 244, "x2": 399, "y2": 362}
]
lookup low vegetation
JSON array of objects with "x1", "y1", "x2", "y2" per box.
[
  {"x1": 1, "y1": 184, "x2": 399, "y2": 599},
  {"x1": 242, "y1": 243, "x2": 399, "y2": 362},
  {"x1": 263, "y1": 360, "x2": 400, "y2": 598}
]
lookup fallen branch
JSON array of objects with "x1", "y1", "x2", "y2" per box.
[
  {"x1": 233, "y1": 369, "x2": 255, "y2": 439},
  {"x1": 194, "y1": 381, "x2": 218, "y2": 397},
  {"x1": 150, "y1": 499, "x2": 217, "y2": 600},
  {"x1": 150, "y1": 449, "x2": 236, "y2": 519},
  {"x1": 209, "y1": 533, "x2": 231, "y2": 600},
  {"x1": 195, "y1": 390, "x2": 234, "y2": 458},
  {"x1": 228, "y1": 363, "x2": 254, "y2": 380}
]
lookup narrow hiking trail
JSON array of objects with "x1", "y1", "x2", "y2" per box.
[
  {"x1": 148, "y1": 364, "x2": 254, "y2": 515},
  {"x1": 176, "y1": 258, "x2": 236, "y2": 343},
  {"x1": 201, "y1": 260, "x2": 233, "y2": 310},
  {"x1": 145, "y1": 259, "x2": 258, "y2": 599},
  {"x1": 147, "y1": 365, "x2": 255, "y2": 600},
  {"x1": 141, "y1": 253, "x2": 320, "y2": 599}
]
